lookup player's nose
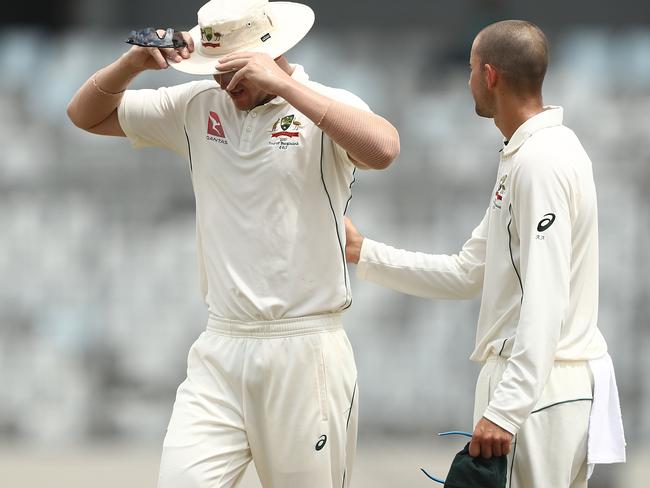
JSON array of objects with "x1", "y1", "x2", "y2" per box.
[{"x1": 215, "y1": 71, "x2": 235, "y2": 90}]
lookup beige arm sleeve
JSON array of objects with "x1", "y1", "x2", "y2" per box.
[
  {"x1": 317, "y1": 100, "x2": 400, "y2": 169},
  {"x1": 279, "y1": 78, "x2": 400, "y2": 170}
]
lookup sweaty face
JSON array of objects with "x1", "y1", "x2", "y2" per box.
[
  {"x1": 214, "y1": 70, "x2": 274, "y2": 111},
  {"x1": 468, "y1": 41, "x2": 494, "y2": 118}
]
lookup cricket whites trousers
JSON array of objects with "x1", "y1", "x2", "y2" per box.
[
  {"x1": 475, "y1": 356, "x2": 594, "y2": 488},
  {"x1": 157, "y1": 312, "x2": 358, "y2": 488}
]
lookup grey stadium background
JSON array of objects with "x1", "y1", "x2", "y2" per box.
[{"x1": 1, "y1": 0, "x2": 649, "y2": 486}]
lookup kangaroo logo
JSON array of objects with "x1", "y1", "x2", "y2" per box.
[{"x1": 207, "y1": 111, "x2": 226, "y2": 138}]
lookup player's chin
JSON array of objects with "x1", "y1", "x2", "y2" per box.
[{"x1": 475, "y1": 104, "x2": 493, "y2": 119}]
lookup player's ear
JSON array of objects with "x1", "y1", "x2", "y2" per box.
[{"x1": 484, "y1": 64, "x2": 498, "y2": 90}]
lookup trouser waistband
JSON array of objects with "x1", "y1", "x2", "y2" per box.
[
  {"x1": 485, "y1": 355, "x2": 589, "y2": 366},
  {"x1": 207, "y1": 312, "x2": 343, "y2": 337}
]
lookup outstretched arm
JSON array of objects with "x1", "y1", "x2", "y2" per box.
[
  {"x1": 345, "y1": 212, "x2": 489, "y2": 300},
  {"x1": 66, "y1": 32, "x2": 194, "y2": 136},
  {"x1": 216, "y1": 52, "x2": 400, "y2": 170}
]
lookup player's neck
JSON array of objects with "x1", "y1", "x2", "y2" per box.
[{"x1": 494, "y1": 95, "x2": 544, "y2": 140}]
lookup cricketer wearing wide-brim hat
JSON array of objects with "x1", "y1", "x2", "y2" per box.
[{"x1": 67, "y1": 0, "x2": 401, "y2": 486}]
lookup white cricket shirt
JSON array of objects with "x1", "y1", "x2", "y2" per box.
[
  {"x1": 357, "y1": 107, "x2": 608, "y2": 434},
  {"x1": 118, "y1": 65, "x2": 368, "y2": 321}
]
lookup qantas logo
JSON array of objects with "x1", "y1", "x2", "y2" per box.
[{"x1": 207, "y1": 111, "x2": 226, "y2": 138}]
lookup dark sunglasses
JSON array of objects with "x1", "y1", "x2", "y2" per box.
[
  {"x1": 421, "y1": 430, "x2": 473, "y2": 484},
  {"x1": 125, "y1": 27, "x2": 187, "y2": 49}
]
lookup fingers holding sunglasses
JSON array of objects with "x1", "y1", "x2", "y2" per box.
[
  {"x1": 169, "y1": 31, "x2": 194, "y2": 59},
  {"x1": 159, "y1": 39, "x2": 194, "y2": 65},
  {"x1": 123, "y1": 31, "x2": 193, "y2": 71},
  {"x1": 179, "y1": 31, "x2": 195, "y2": 57},
  {"x1": 147, "y1": 46, "x2": 170, "y2": 69},
  {"x1": 166, "y1": 31, "x2": 196, "y2": 63}
]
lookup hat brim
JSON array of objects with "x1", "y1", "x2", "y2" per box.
[{"x1": 170, "y1": 2, "x2": 314, "y2": 75}]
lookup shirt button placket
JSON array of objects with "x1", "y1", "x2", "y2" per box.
[{"x1": 242, "y1": 109, "x2": 258, "y2": 149}]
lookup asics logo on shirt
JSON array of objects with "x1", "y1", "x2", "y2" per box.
[
  {"x1": 315, "y1": 434, "x2": 327, "y2": 451},
  {"x1": 537, "y1": 213, "x2": 556, "y2": 232}
]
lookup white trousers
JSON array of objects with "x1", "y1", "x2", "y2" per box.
[
  {"x1": 157, "y1": 313, "x2": 359, "y2": 488},
  {"x1": 474, "y1": 357, "x2": 593, "y2": 488}
]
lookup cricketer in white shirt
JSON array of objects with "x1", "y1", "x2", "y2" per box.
[
  {"x1": 116, "y1": 63, "x2": 387, "y2": 488},
  {"x1": 355, "y1": 106, "x2": 625, "y2": 486},
  {"x1": 119, "y1": 65, "x2": 364, "y2": 321}
]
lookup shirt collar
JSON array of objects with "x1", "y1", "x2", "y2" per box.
[
  {"x1": 266, "y1": 64, "x2": 309, "y2": 106},
  {"x1": 501, "y1": 105, "x2": 563, "y2": 157}
]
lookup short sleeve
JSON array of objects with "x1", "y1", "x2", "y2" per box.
[{"x1": 117, "y1": 81, "x2": 201, "y2": 159}]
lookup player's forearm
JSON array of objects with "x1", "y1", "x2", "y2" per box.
[
  {"x1": 485, "y1": 259, "x2": 567, "y2": 434},
  {"x1": 484, "y1": 321, "x2": 561, "y2": 435},
  {"x1": 357, "y1": 238, "x2": 484, "y2": 299},
  {"x1": 66, "y1": 53, "x2": 143, "y2": 130},
  {"x1": 278, "y1": 80, "x2": 400, "y2": 169}
]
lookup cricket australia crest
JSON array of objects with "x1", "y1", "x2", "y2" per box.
[{"x1": 269, "y1": 113, "x2": 303, "y2": 149}]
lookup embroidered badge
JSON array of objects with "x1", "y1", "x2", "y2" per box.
[
  {"x1": 269, "y1": 114, "x2": 303, "y2": 149},
  {"x1": 200, "y1": 27, "x2": 221, "y2": 48},
  {"x1": 493, "y1": 174, "x2": 507, "y2": 209}
]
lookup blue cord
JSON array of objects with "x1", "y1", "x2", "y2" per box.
[
  {"x1": 421, "y1": 430, "x2": 473, "y2": 483},
  {"x1": 420, "y1": 468, "x2": 445, "y2": 484},
  {"x1": 438, "y1": 431, "x2": 472, "y2": 438}
]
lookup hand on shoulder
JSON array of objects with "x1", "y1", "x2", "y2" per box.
[{"x1": 345, "y1": 217, "x2": 364, "y2": 265}]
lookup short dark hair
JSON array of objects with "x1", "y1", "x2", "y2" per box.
[{"x1": 475, "y1": 20, "x2": 549, "y2": 94}]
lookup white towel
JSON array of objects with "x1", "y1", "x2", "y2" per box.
[{"x1": 587, "y1": 353, "x2": 626, "y2": 478}]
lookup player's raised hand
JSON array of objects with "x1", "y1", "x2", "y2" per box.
[
  {"x1": 124, "y1": 30, "x2": 195, "y2": 71},
  {"x1": 216, "y1": 52, "x2": 292, "y2": 94}
]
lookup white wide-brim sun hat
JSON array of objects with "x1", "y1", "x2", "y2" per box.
[{"x1": 170, "y1": 0, "x2": 315, "y2": 75}]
